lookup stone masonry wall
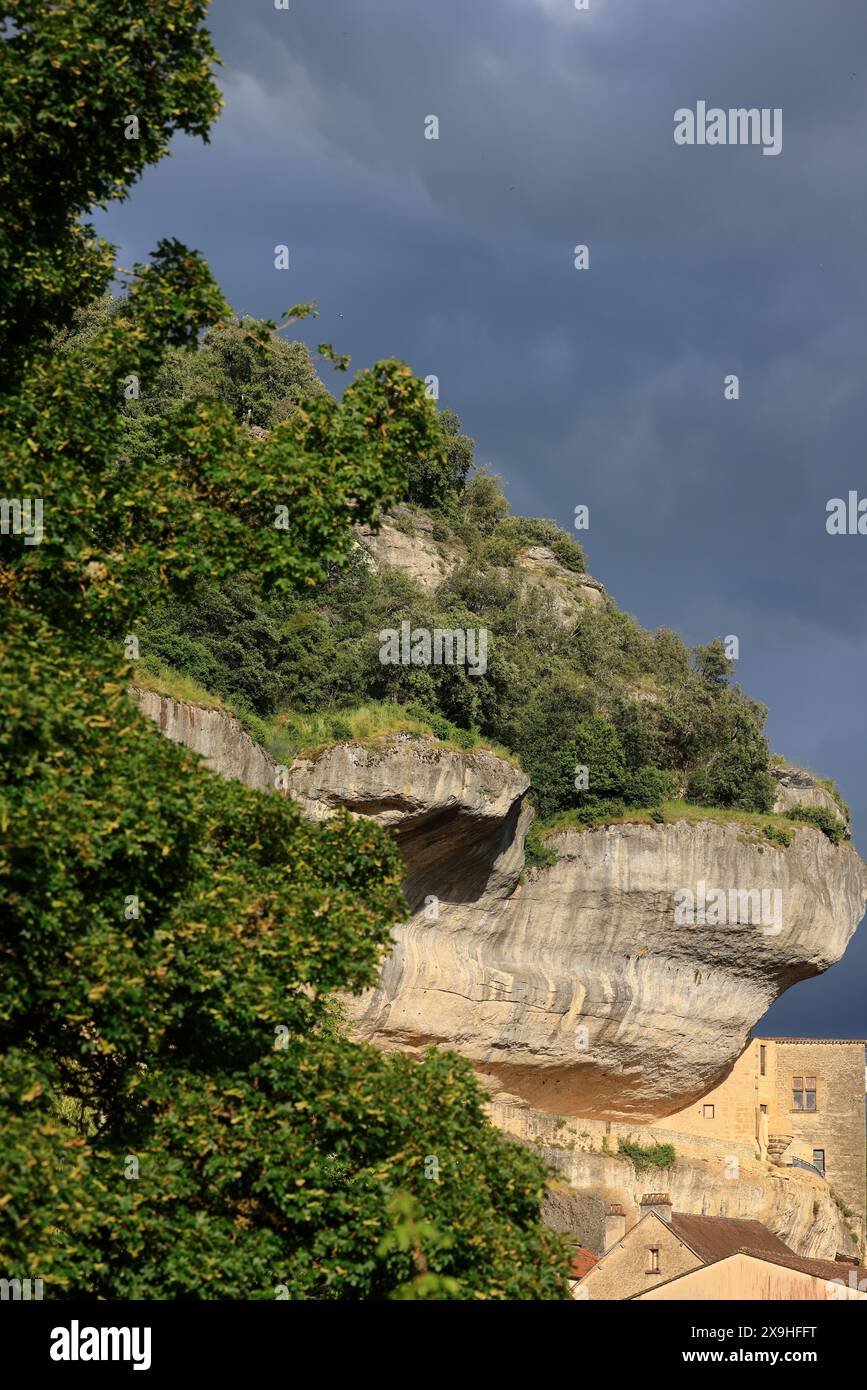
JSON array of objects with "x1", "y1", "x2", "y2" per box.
[{"x1": 772, "y1": 1040, "x2": 866, "y2": 1226}]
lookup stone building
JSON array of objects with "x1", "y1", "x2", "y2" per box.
[
  {"x1": 575, "y1": 1193, "x2": 867, "y2": 1301},
  {"x1": 657, "y1": 1037, "x2": 866, "y2": 1224},
  {"x1": 632, "y1": 1250, "x2": 867, "y2": 1301}
]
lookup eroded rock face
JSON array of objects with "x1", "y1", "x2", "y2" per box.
[
  {"x1": 131, "y1": 686, "x2": 274, "y2": 789},
  {"x1": 346, "y1": 818, "x2": 867, "y2": 1122},
  {"x1": 130, "y1": 688, "x2": 867, "y2": 1125},
  {"x1": 515, "y1": 545, "x2": 605, "y2": 622},
  {"x1": 355, "y1": 508, "x2": 605, "y2": 622},
  {"x1": 284, "y1": 737, "x2": 529, "y2": 908},
  {"x1": 354, "y1": 507, "x2": 460, "y2": 595},
  {"x1": 534, "y1": 1147, "x2": 856, "y2": 1261}
]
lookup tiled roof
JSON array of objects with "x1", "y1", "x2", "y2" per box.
[
  {"x1": 589, "y1": 1205, "x2": 864, "y2": 1294},
  {"x1": 627, "y1": 1246, "x2": 867, "y2": 1298},
  {"x1": 753, "y1": 1036, "x2": 867, "y2": 1045},
  {"x1": 736, "y1": 1247, "x2": 867, "y2": 1284},
  {"x1": 668, "y1": 1212, "x2": 792, "y2": 1264},
  {"x1": 569, "y1": 1246, "x2": 598, "y2": 1279}
]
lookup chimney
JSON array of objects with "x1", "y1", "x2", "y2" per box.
[
  {"x1": 604, "y1": 1203, "x2": 626, "y2": 1248},
  {"x1": 640, "y1": 1192, "x2": 672, "y2": 1223}
]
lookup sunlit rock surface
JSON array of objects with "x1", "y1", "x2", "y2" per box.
[{"x1": 132, "y1": 688, "x2": 867, "y2": 1123}]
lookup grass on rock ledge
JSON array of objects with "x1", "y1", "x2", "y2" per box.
[
  {"x1": 130, "y1": 663, "x2": 844, "y2": 845},
  {"x1": 528, "y1": 800, "x2": 845, "y2": 858},
  {"x1": 129, "y1": 660, "x2": 518, "y2": 765}
]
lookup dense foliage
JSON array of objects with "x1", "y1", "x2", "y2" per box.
[
  {"x1": 0, "y1": 0, "x2": 567, "y2": 1300},
  {"x1": 787, "y1": 804, "x2": 845, "y2": 845},
  {"x1": 138, "y1": 476, "x2": 779, "y2": 823},
  {"x1": 403, "y1": 406, "x2": 473, "y2": 508}
]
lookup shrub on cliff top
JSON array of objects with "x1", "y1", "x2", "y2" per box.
[
  {"x1": 131, "y1": 435, "x2": 777, "y2": 823},
  {"x1": 788, "y1": 804, "x2": 845, "y2": 844}
]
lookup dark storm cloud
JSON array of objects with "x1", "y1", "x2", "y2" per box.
[{"x1": 96, "y1": 0, "x2": 867, "y2": 1033}]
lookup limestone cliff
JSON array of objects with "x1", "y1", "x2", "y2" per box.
[
  {"x1": 131, "y1": 687, "x2": 867, "y2": 1259},
  {"x1": 283, "y1": 737, "x2": 528, "y2": 908},
  {"x1": 526, "y1": 1130, "x2": 856, "y2": 1261},
  {"x1": 130, "y1": 686, "x2": 275, "y2": 789},
  {"x1": 354, "y1": 507, "x2": 461, "y2": 595},
  {"x1": 344, "y1": 816, "x2": 867, "y2": 1122},
  {"x1": 131, "y1": 687, "x2": 867, "y2": 1127},
  {"x1": 355, "y1": 503, "x2": 605, "y2": 619}
]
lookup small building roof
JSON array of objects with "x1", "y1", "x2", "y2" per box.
[
  {"x1": 569, "y1": 1246, "x2": 598, "y2": 1279},
  {"x1": 668, "y1": 1212, "x2": 792, "y2": 1264},
  {"x1": 736, "y1": 1247, "x2": 867, "y2": 1284},
  {"x1": 752, "y1": 1036, "x2": 867, "y2": 1045},
  {"x1": 580, "y1": 1208, "x2": 797, "y2": 1282},
  {"x1": 627, "y1": 1246, "x2": 867, "y2": 1298}
]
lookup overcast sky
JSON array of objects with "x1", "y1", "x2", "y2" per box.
[{"x1": 97, "y1": 0, "x2": 867, "y2": 1038}]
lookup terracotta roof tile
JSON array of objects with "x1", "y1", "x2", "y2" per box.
[{"x1": 569, "y1": 1246, "x2": 598, "y2": 1279}]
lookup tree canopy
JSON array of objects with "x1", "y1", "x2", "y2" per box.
[{"x1": 0, "y1": 0, "x2": 567, "y2": 1300}]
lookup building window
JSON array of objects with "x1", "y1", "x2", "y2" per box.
[
  {"x1": 760, "y1": 1104, "x2": 767, "y2": 1115},
  {"x1": 812, "y1": 1149, "x2": 825, "y2": 1177},
  {"x1": 648, "y1": 1247, "x2": 660, "y2": 1274},
  {"x1": 703, "y1": 1103, "x2": 714, "y2": 1118},
  {"x1": 792, "y1": 1076, "x2": 817, "y2": 1112},
  {"x1": 759, "y1": 1044, "x2": 766, "y2": 1076}
]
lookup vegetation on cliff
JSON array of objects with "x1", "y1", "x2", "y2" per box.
[
  {"x1": 128, "y1": 367, "x2": 791, "y2": 831},
  {"x1": 116, "y1": 324, "x2": 853, "y2": 843},
  {"x1": 60, "y1": 251, "x2": 850, "y2": 842}
]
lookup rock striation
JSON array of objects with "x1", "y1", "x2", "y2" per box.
[
  {"x1": 131, "y1": 686, "x2": 867, "y2": 1126},
  {"x1": 130, "y1": 686, "x2": 276, "y2": 790},
  {"x1": 283, "y1": 736, "x2": 529, "y2": 908},
  {"x1": 345, "y1": 816, "x2": 867, "y2": 1122}
]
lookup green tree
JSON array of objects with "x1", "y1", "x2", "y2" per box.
[
  {"x1": 459, "y1": 469, "x2": 511, "y2": 535},
  {"x1": 684, "y1": 699, "x2": 776, "y2": 812},
  {"x1": 513, "y1": 680, "x2": 598, "y2": 818},
  {"x1": 0, "y1": 0, "x2": 566, "y2": 1300},
  {"x1": 405, "y1": 407, "x2": 474, "y2": 508},
  {"x1": 693, "y1": 637, "x2": 734, "y2": 685},
  {"x1": 172, "y1": 316, "x2": 327, "y2": 428}
]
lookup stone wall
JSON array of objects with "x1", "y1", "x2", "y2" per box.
[
  {"x1": 656, "y1": 1038, "x2": 773, "y2": 1150},
  {"x1": 771, "y1": 1040, "x2": 866, "y2": 1225},
  {"x1": 579, "y1": 1213, "x2": 698, "y2": 1301},
  {"x1": 489, "y1": 1097, "x2": 862, "y2": 1260},
  {"x1": 652, "y1": 1038, "x2": 866, "y2": 1227}
]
